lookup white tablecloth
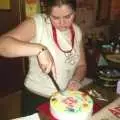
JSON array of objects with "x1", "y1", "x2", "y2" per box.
[{"x1": 11, "y1": 113, "x2": 40, "y2": 120}]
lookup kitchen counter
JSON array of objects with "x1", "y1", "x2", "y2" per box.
[{"x1": 81, "y1": 82, "x2": 119, "y2": 106}]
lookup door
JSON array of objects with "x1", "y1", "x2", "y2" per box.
[{"x1": 0, "y1": 0, "x2": 26, "y2": 97}]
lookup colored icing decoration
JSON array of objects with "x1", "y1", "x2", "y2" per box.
[{"x1": 50, "y1": 90, "x2": 93, "y2": 120}]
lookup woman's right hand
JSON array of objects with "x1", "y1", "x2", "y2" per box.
[{"x1": 37, "y1": 48, "x2": 56, "y2": 75}]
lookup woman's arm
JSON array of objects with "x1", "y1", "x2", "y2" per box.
[
  {"x1": 0, "y1": 18, "x2": 45, "y2": 57},
  {"x1": 72, "y1": 41, "x2": 87, "y2": 82},
  {"x1": 0, "y1": 35, "x2": 46, "y2": 57},
  {"x1": 0, "y1": 18, "x2": 54, "y2": 73},
  {"x1": 67, "y1": 40, "x2": 87, "y2": 90}
]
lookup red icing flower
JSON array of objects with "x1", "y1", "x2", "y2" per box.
[{"x1": 63, "y1": 97, "x2": 77, "y2": 107}]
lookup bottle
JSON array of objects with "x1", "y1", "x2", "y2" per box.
[
  {"x1": 115, "y1": 44, "x2": 120, "y2": 54},
  {"x1": 116, "y1": 80, "x2": 120, "y2": 95},
  {"x1": 110, "y1": 42, "x2": 114, "y2": 53}
]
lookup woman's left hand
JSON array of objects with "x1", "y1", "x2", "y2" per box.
[{"x1": 67, "y1": 80, "x2": 82, "y2": 91}]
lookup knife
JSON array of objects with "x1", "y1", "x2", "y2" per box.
[{"x1": 48, "y1": 71, "x2": 64, "y2": 94}]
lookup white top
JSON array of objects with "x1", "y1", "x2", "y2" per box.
[{"x1": 24, "y1": 14, "x2": 82, "y2": 97}]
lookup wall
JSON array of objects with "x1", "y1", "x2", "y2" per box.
[
  {"x1": 0, "y1": 0, "x2": 26, "y2": 97},
  {"x1": 0, "y1": 0, "x2": 25, "y2": 35},
  {"x1": 75, "y1": 0, "x2": 110, "y2": 78},
  {"x1": 110, "y1": 0, "x2": 120, "y2": 20},
  {"x1": 76, "y1": 0, "x2": 109, "y2": 42}
]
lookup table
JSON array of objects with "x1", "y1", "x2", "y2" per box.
[
  {"x1": 103, "y1": 53, "x2": 120, "y2": 69},
  {"x1": 105, "y1": 54, "x2": 120, "y2": 64},
  {"x1": 38, "y1": 82, "x2": 119, "y2": 120},
  {"x1": 90, "y1": 97, "x2": 120, "y2": 120}
]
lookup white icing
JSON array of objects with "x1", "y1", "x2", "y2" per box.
[{"x1": 50, "y1": 90, "x2": 93, "y2": 120}]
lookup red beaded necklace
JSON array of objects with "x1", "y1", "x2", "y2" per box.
[{"x1": 52, "y1": 24, "x2": 75, "y2": 53}]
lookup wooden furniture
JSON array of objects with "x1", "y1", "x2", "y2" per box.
[
  {"x1": 0, "y1": 0, "x2": 26, "y2": 97},
  {"x1": 110, "y1": 0, "x2": 120, "y2": 20},
  {"x1": 96, "y1": 0, "x2": 120, "y2": 26},
  {"x1": 105, "y1": 54, "x2": 120, "y2": 64}
]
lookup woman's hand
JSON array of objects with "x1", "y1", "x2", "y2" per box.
[
  {"x1": 37, "y1": 48, "x2": 56, "y2": 74},
  {"x1": 67, "y1": 80, "x2": 82, "y2": 91}
]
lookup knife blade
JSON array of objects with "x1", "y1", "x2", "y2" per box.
[{"x1": 48, "y1": 71, "x2": 63, "y2": 94}]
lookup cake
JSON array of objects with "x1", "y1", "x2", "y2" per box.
[{"x1": 50, "y1": 90, "x2": 93, "y2": 120}]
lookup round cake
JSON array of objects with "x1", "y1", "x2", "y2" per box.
[{"x1": 50, "y1": 90, "x2": 93, "y2": 120}]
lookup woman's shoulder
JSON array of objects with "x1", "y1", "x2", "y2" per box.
[
  {"x1": 73, "y1": 24, "x2": 81, "y2": 31},
  {"x1": 73, "y1": 23, "x2": 82, "y2": 35},
  {"x1": 33, "y1": 13, "x2": 47, "y2": 21},
  {"x1": 31, "y1": 13, "x2": 50, "y2": 30}
]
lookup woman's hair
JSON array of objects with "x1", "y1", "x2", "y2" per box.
[{"x1": 46, "y1": 0, "x2": 76, "y2": 16}]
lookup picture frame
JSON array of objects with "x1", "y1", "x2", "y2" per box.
[{"x1": 0, "y1": 0, "x2": 11, "y2": 10}]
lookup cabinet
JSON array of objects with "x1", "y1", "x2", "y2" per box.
[
  {"x1": 110, "y1": 0, "x2": 120, "y2": 20},
  {"x1": 0, "y1": 0, "x2": 26, "y2": 97},
  {"x1": 96, "y1": 0, "x2": 120, "y2": 26}
]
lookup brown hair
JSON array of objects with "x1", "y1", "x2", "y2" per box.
[{"x1": 46, "y1": 0, "x2": 76, "y2": 16}]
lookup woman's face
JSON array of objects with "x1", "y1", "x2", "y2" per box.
[{"x1": 50, "y1": 5, "x2": 75, "y2": 31}]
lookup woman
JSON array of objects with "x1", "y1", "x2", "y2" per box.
[{"x1": 0, "y1": 0, "x2": 86, "y2": 116}]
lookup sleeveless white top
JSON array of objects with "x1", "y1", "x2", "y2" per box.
[{"x1": 24, "y1": 14, "x2": 82, "y2": 97}]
